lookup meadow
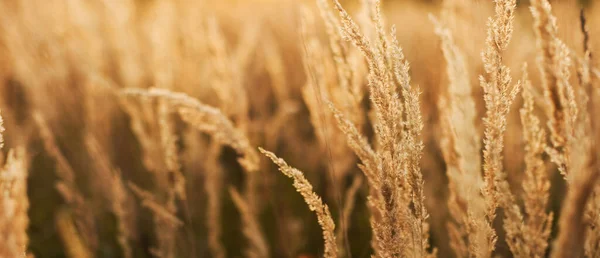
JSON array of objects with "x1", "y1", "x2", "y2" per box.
[{"x1": 0, "y1": 0, "x2": 599, "y2": 257}]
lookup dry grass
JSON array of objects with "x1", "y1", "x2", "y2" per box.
[{"x1": 0, "y1": 0, "x2": 600, "y2": 257}]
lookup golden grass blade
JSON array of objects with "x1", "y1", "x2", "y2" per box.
[{"x1": 259, "y1": 147, "x2": 337, "y2": 258}]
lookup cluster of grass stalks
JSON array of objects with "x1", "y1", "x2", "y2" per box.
[{"x1": 1, "y1": 0, "x2": 600, "y2": 257}]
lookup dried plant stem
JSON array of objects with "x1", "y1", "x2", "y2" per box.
[
  {"x1": 0, "y1": 148, "x2": 29, "y2": 257},
  {"x1": 178, "y1": 105, "x2": 266, "y2": 257},
  {"x1": 528, "y1": 2, "x2": 593, "y2": 257},
  {"x1": 56, "y1": 208, "x2": 93, "y2": 258},
  {"x1": 204, "y1": 142, "x2": 226, "y2": 258},
  {"x1": 501, "y1": 67, "x2": 553, "y2": 258},
  {"x1": 159, "y1": 103, "x2": 186, "y2": 202},
  {"x1": 84, "y1": 136, "x2": 133, "y2": 258},
  {"x1": 336, "y1": 175, "x2": 362, "y2": 258},
  {"x1": 119, "y1": 97, "x2": 182, "y2": 258},
  {"x1": 300, "y1": 8, "x2": 356, "y2": 256},
  {"x1": 551, "y1": 168, "x2": 599, "y2": 258},
  {"x1": 155, "y1": 102, "x2": 184, "y2": 258},
  {"x1": 128, "y1": 182, "x2": 183, "y2": 258},
  {"x1": 229, "y1": 188, "x2": 270, "y2": 258},
  {"x1": 331, "y1": 0, "x2": 434, "y2": 256},
  {"x1": 478, "y1": 0, "x2": 520, "y2": 256},
  {"x1": 33, "y1": 112, "x2": 97, "y2": 253},
  {"x1": 578, "y1": 10, "x2": 600, "y2": 258},
  {"x1": 122, "y1": 88, "x2": 259, "y2": 173},
  {"x1": 111, "y1": 172, "x2": 133, "y2": 258},
  {"x1": 259, "y1": 148, "x2": 337, "y2": 258},
  {"x1": 530, "y1": 0, "x2": 578, "y2": 177},
  {"x1": 122, "y1": 87, "x2": 267, "y2": 257},
  {"x1": 431, "y1": 14, "x2": 486, "y2": 258}
]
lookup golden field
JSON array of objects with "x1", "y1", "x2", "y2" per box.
[{"x1": 0, "y1": 0, "x2": 599, "y2": 257}]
